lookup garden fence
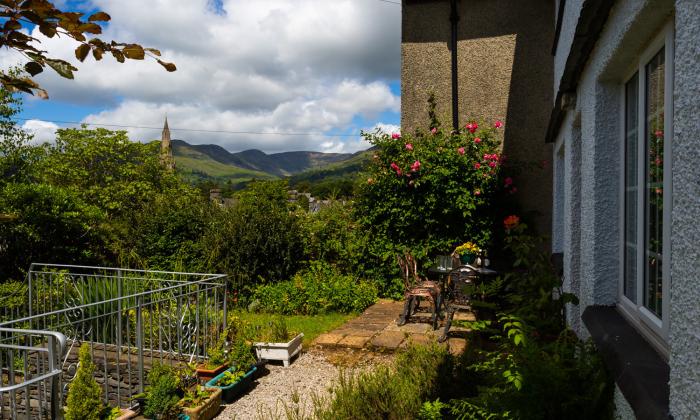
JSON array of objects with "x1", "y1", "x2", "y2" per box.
[{"x1": 0, "y1": 264, "x2": 228, "y2": 418}]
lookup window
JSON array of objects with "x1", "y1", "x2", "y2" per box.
[{"x1": 619, "y1": 23, "x2": 673, "y2": 350}]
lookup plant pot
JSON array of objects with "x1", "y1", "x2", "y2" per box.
[
  {"x1": 180, "y1": 387, "x2": 222, "y2": 420},
  {"x1": 459, "y1": 252, "x2": 476, "y2": 265},
  {"x1": 195, "y1": 363, "x2": 228, "y2": 383},
  {"x1": 254, "y1": 333, "x2": 304, "y2": 367},
  {"x1": 205, "y1": 365, "x2": 257, "y2": 403},
  {"x1": 116, "y1": 408, "x2": 138, "y2": 420}
]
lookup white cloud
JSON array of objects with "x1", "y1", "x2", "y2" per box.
[
  {"x1": 21, "y1": 120, "x2": 59, "y2": 145},
  {"x1": 0, "y1": 0, "x2": 401, "y2": 153}
]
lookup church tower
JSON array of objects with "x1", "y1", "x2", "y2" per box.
[{"x1": 160, "y1": 117, "x2": 175, "y2": 171}]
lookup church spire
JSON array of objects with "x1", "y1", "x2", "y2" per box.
[{"x1": 160, "y1": 116, "x2": 175, "y2": 171}]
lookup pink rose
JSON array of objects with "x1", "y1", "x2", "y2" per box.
[
  {"x1": 410, "y1": 160, "x2": 421, "y2": 172},
  {"x1": 465, "y1": 122, "x2": 478, "y2": 133},
  {"x1": 474, "y1": 163, "x2": 481, "y2": 169},
  {"x1": 474, "y1": 137, "x2": 482, "y2": 144},
  {"x1": 484, "y1": 153, "x2": 490, "y2": 160},
  {"x1": 489, "y1": 161, "x2": 497, "y2": 168},
  {"x1": 655, "y1": 130, "x2": 664, "y2": 138},
  {"x1": 494, "y1": 120, "x2": 503, "y2": 129},
  {"x1": 405, "y1": 143, "x2": 413, "y2": 151},
  {"x1": 390, "y1": 162, "x2": 402, "y2": 176},
  {"x1": 457, "y1": 147, "x2": 465, "y2": 155},
  {"x1": 504, "y1": 177, "x2": 513, "y2": 186},
  {"x1": 391, "y1": 133, "x2": 401, "y2": 140},
  {"x1": 431, "y1": 127, "x2": 438, "y2": 135},
  {"x1": 474, "y1": 190, "x2": 481, "y2": 196}
]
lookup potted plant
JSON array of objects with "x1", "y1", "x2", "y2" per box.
[
  {"x1": 454, "y1": 242, "x2": 480, "y2": 265},
  {"x1": 205, "y1": 365, "x2": 257, "y2": 403},
  {"x1": 253, "y1": 317, "x2": 303, "y2": 367},
  {"x1": 178, "y1": 387, "x2": 222, "y2": 420},
  {"x1": 142, "y1": 363, "x2": 183, "y2": 420},
  {"x1": 195, "y1": 339, "x2": 228, "y2": 383}
]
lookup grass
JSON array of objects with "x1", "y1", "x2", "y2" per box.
[{"x1": 231, "y1": 311, "x2": 355, "y2": 347}]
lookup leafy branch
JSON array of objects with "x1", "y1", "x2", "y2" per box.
[{"x1": 0, "y1": 0, "x2": 176, "y2": 98}]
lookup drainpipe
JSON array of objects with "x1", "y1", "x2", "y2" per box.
[{"x1": 450, "y1": 0, "x2": 459, "y2": 131}]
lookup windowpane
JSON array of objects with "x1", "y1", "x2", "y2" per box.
[
  {"x1": 624, "y1": 73, "x2": 638, "y2": 302},
  {"x1": 644, "y1": 49, "x2": 665, "y2": 318}
]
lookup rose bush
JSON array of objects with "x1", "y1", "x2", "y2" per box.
[{"x1": 354, "y1": 117, "x2": 505, "y2": 272}]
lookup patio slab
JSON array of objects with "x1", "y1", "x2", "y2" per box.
[{"x1": 313, "y1": 300, "x2": 473, "y2": 354}]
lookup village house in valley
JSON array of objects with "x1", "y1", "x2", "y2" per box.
[{"x1": 402, "y1": 0, "x2": 699, "y2": 418}]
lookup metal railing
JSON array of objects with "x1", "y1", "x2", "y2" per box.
[
  {"x1": 0, "y1": 328, "x2": 65, "y2": 419},
  {"x1": 0, "y1": 264, "x2": 228, "y2": 418}
]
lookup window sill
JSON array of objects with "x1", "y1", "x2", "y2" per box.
[{"x1": 582, "y1": 306, "x2": 670, "y2": 420}]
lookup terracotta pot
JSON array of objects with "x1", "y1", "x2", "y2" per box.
[{"x1": 195, "y1": 363, "x2": 227, "y2": 383}]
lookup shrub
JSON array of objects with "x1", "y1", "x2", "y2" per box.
[
  {"x1": 143, "y1": 363, "x2": 181, "y2": 420},
  {"x1": 0, "y1": 183, "x2": 106, "y2": 281},
  {"x1": 64, "y1": 344, "x2": 103, "y2": 420},
  {"x1": 315, "y1": 343, "x2": 449, "y2": 419},
  {"x1": 354, "y1": 104, "x2": 505, "y2": 287},
  {"x1": 251, "y1": 262, "x2": 377, "y2": 315},
  {"x1": 201, "y1": 180, "x2": 306, "y2": 289}
]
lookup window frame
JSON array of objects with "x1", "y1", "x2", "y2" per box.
[{"x1": 617, "y1": 21, "x2": 674, "y2": 357}]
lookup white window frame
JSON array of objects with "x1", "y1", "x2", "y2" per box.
[{"x1": 617, "y1": 21, "x2": 674, "y2": 357}]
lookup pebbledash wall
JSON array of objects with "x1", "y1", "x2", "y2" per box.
[
  {"x1": 550, "y1": 0, "x2": 699, "y2": 418},
  {"x1": 401, "y1": 0, "x2": 554, "y2": 238}
]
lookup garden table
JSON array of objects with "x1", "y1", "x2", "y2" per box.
[{"x1": 438, "y1": 265, "x2": 498, "y2": 342}]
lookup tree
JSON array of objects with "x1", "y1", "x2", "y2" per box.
[
  {"x1": 64, "y1": 343, "x2": 104, "y2": 420},
  {"x1": 0, "y1": 68, "x2": 43, "y2": 183},
  {"x1": 0, "y1": 0, "x2": 176, "y2": 97}
]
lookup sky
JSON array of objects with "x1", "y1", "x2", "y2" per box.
[{"x1": 1, "y1": 0, "x2": 402, "y2": 154}]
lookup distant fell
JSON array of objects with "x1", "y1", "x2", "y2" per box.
[{"x1": 169, "y1": 139, "x2": 368, "y2": 183}]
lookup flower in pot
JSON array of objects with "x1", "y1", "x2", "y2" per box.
[
  {"x1": 253, "y1": 317, "x2": 304, "y2": 367},
  {"x1": 454, "y1": 242, "x2": 480, "y2": 265},
  {"x1": 195, "y1": 339, "x2": 228, "y2": 383},
  {"x1": 179, "y1": 386, "x2": 222, "y2": 420}
]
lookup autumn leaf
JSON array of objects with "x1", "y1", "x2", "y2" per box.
[
  {"x1": 87, "y1": 11, "x2": 111, "y2": 22},
  {"x1": 75, "y1": 43, "x2": 90, "y2": 62},
  {"x1": 24, "y1": 61, "x2": 43, "y2": 76}
]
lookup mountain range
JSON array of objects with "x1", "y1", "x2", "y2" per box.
[{"x1": 170, "y1": 139, "x2": 371, "y2": 184}]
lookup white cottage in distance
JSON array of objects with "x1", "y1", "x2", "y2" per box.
[{"x1": 548, "y1": 0, "x2": 699, "y2": 418}]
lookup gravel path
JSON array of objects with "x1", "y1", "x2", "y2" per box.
[{"x1": 217, "y1": 350, "x2": 339, "y2": 420}]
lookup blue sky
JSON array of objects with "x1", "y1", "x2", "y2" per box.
[{"x1": 5, "y1": 0, "x2": 401, "y2": 153}]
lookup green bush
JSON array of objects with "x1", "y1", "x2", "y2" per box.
[
  {"x1": 0, "y1": 183, "x2": 106, "y2": 282},
  {"x1": 251, "y1": 262, "x2": 377, "y2": 315},
  {"x1": 315, "y1": 343, "x2": 449, "y2": 419},
  {"x1": 354, "y1": 105, "x2": 505, "y2": 275},
  {"x1": 202, "y1": 180, "x2": 306, "y2": 289},
  {"x1": 65, "y1": 344, "x2": 103, "y2": 420},
  {"x1": 144, "y1": 363, "x2": 181, "y2": 420}
]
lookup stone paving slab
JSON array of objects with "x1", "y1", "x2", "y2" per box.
[
  {"x1": 337, "y1": 335, "x2": 371, "y2": 349},
  {"x1": 370, "y1": 331, "x2": 406, "y2": 350},
  {"x1": 313, "y1": 300, "x2": 470, "y2": 355}
]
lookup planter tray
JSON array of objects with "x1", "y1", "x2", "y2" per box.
[
  {"x1": 205, "y1": 365, "x2": 257, "y2": 404},
  {"x1": 254, "y1": 333, "x2": 304, "y2": 367},
  {"x1": 181, "y1": 387, "x2": 222, "y2": 420}
]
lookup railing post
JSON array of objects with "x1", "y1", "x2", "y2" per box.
[
  {"x1": 223, "y1": 284, "x2": 228, "y2": 332},
  {"x1": 48, "y1": 334, "x2": 62, "y2": 420},
  {"x1": 116, "y1": 269, "x2": 122, "y2": 405},
  {"x1": 136, "y1": 296, "x2": 145, "y2": 394}
]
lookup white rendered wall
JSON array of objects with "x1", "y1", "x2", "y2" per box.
[{"x1": 669, "y1": 1, "x2": 700, "y2": 417}]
